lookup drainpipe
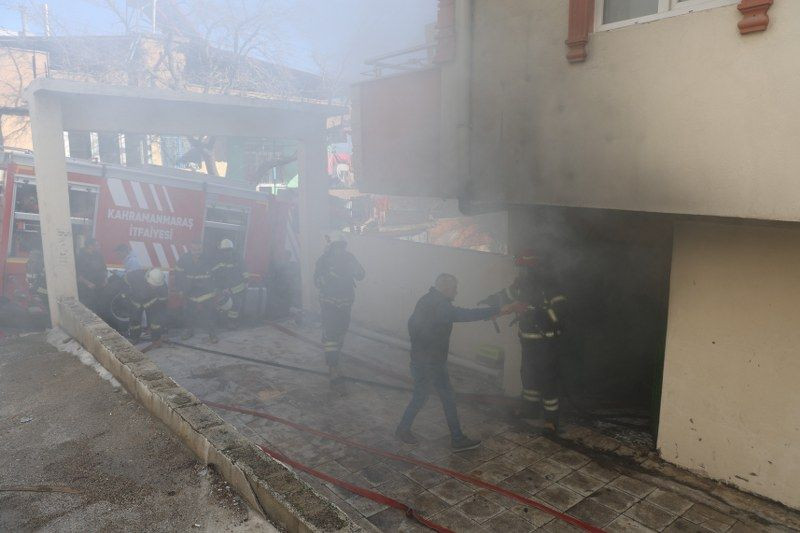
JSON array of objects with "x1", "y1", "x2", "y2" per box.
[
  {"x1": 437, "y1": 0, "x2": 475, "y2": 209},
  {"x1": 448, "y1": 1, "x2": 508, "y2": 216}
]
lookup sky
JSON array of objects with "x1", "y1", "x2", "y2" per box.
[{"x1": 0, "y1": 0, "x2": 437, "y2": 83}]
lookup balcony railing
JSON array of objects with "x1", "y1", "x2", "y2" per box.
[{"x1": 362, "y1": 43, "x2": 437, "y2": 78}]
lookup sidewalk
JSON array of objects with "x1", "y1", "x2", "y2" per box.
[
  {"x1": 0, "y1": 332, "x2": 274, "y2": 532},
  {"x1": 149, "y1": 320, "x2": 800, "y2": 532}
]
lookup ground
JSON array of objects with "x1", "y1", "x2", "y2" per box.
[
  {"x1": 147, "y1": 318, "x2": 800, "y2": 533},
  {"x1": 0, "y1": 333, "x2": 275, "y2": 533}
]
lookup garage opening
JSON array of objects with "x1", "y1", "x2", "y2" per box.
[{"x1": 509, "y1": 205, "x2": 674, "y2": 443}]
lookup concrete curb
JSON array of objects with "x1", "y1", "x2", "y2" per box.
[{"x1": 58, "y1": 298, "x2": 355, "y2": 533}]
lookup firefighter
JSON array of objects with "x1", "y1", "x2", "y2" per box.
[
  {"x1": 26, "y1": 249, "x2": 48, "y2": 312},
  {"x1": 212, "y1": 239, "x2": 247, "y2": 327},
  {"x1": 313, "y1": 236, "x2": 365, "y2": 383},
  {"x1": 75, "y1": 238, "x2": 108, "y2": 312},
  {"x1": 122, "y1": 267, "x2": 168, "y2": 344},
  {"x1": 395, "y1": 273, "x2": 515, "y2": 451},
  {"x1": 175, "y1": 242, "x2": 218, "y2": 343},
  {"x1": 481, "y1": 250, "x2": 568, "y2": 433}
]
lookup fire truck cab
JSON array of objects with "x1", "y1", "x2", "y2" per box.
[{"x1": 0, "y1": 151, "x2": 289, "y2": 311}]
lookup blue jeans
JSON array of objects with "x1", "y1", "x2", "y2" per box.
[{"x1": 397, "y1": 358, "x2": 464, "y2": 439}]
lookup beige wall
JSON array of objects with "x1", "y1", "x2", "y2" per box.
[
  {"x1": 344, "y1": 235, "x2": 524, "y2": 394},
  {"x1": 659, "y1": 221, "x2": 800, "y2": 509},
  {"x1": 469, "y1": 0, "x2": 800, "y2": 222}
]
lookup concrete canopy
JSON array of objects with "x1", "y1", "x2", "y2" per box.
[
  {"x1": 25, "y1": 78, "x2": 337, "y2": 323},
  {"x1": 27, "y1": 78, "x2": 344, "y2": 138}
]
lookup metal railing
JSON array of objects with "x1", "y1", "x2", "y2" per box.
[{"x1": 362, "y1": 42, "x2": 437, "y2": 78}]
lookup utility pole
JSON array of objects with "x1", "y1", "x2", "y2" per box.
[
  {"x1": 43, "y1": 3, "x2": 51, "y2": 37},
  {"x1": 152, "y1": 0, "x2": 158, "y2": 34},
  {"x1": 18, "y1": 4, "x2": 27, "y2": 37}
]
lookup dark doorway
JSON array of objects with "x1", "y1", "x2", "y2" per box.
[{"x1": 509, "y1": 205, "x2": 673, "y2": 442}]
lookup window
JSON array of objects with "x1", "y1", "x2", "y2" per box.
[
  {"x1": 596, "y1": 0, "x2": 738, "y2": 30},
  {"x1": 203, "y1": 202, "x2": 250, "y2": 255},
  {"x1": 8, "y1": 179, "x2": 99, "y2": 258}
]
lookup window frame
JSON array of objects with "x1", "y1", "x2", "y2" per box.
[
  {"x1": 202, "y1": 201, "x2": 251, "y2": 257},
  {"x1": 595, "y1": 0, "x2": 739, "y2": 32},
  {"x1": 8, "y1": 177, "x2": 100, "y2": 258}
]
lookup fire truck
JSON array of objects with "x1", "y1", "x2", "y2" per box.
[{"x1": 0, "y1": 151, "x2": 290, "y2": 311}]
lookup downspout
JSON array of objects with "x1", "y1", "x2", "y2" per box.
[{"x1": 454, "y1": 0, "x2": 505, "y2": 216}]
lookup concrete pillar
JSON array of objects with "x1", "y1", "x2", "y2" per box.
[
  {"x1": 29, "y1": 91, "x2": 78, "y2": 325},
  {"x1": 297, "y1": 127, "x2": 329, "y2": 312}
]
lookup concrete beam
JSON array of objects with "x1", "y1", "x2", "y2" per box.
[
  {"x1": 297, "y1": 127, "x2": 330, "y2": 311},
  {"x1": 28, "y1": 91, "x2": 78, "y2": 324}
]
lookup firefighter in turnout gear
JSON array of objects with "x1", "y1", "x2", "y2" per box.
[
  {"x1": 76, "y1": 238, "x2": 108, "y2": 313},
  {"x1": 481, "y1": 250, "x2": 567, "y2": 432},
  {"x1": 175, "y1": 242, "x2": 218, "y2": 344},
  {"x1": 212, "y1": 239, "x2": 247, "y2": 326},
  {"x1": 26, "y1": 250, "x2": 48, "y2": 313},
  {"x1": 314, "y1": 236, "x2": 365, "y2": 382},
  {"x1": 123, "y1": 267, "x2": 168, "y2": 344}
]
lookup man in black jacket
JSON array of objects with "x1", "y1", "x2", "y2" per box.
[{"x1": 395, "y1": 273, "x2": 514, "y2": 452}]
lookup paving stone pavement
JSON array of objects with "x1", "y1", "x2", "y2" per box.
[{"x1": 149, "y1": 322, "x2": 798, "y2": 532}]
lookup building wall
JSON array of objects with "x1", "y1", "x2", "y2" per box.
[
  {"x1": 344, "y1": 235, "x2": 523, "y2": 394},
  {"x1": 659, "y1": 221, "x2": 800, "y2": 509},
  {"x1": 469, "y1": 0, "x2": 800, "y2": 222}
]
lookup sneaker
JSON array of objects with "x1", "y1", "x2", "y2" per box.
[
  {"x1": 394, "y1": 427, "x2": 419, "y2": 445},
  {"x1": 451, "y1": 435, "x2": 481, "y2": 452}
]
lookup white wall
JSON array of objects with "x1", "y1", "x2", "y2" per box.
[
  {"x1": 345, "y1": 235, "x2": 523, "y2": 394},
  {"x1": 660, "y1": 221, "x2": 800, "y2": 509},
  {"x1": 469, "y1": 0, "x2": 800, "y2": 222}
]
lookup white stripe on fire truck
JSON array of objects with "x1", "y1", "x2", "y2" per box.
[
  {"x1": 148, "y1": 183, "x2": 164, "y2": 211},
  {"x1": 130, "y1": 241, "x2": 153, "y2": 268},
  {"x1": 170, "y1": 244, "x2": 180, "y2": 261},
  {"x1": 153, "y1": 242, "x2": 170, "y2": 269},
  {"x1": 107, "y1": 178, "x2": 131, "y2": 208},
  {"x1": 131, "y1": 181, "x2": 150, "y2": 210},
  {"x1": 161, "y1": 185, "x2": 175, "y2": 213}
]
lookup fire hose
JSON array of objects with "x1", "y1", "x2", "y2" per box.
[
  {"x1": 208, "y1": 401, "x2": 605, "y2": 532},
  {"x1": 152, "y1": 338, "x2": 606, "y2": 528},
  {"x1": 165, "y1": 338, "x2": 526, "y2": 410},
  {"x1": 259, "y1": 445, "x2": 454, "y2": 533}
]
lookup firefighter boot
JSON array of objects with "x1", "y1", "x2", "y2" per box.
[
  {"x1": 543, "y1": 417, "x2": 559, "y2": 435},
  {"x1": 329, "y1": 363, "x2": 346, "y2": 394},
  {"x1": 515, "y1": 400, "x2": 542, "y2": 421},
  {"x1": 181, "y1": 328, "x2": 194, "y2": 341}
]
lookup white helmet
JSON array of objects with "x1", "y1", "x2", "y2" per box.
[
  {"x1": 145, "y1": 267, "x2": 166, "y2": 287},
  {"x1": 219, "y1": 239, "x2": 234, "y2": 250}
]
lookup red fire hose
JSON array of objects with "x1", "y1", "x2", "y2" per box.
[
  {"x1": 260, "y1": 445, "x2": 454, "y2": 533},
  {"x1": 207, "y1": 401, "x2": 605, "y2": 532}
]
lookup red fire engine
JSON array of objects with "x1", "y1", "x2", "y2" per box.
[{"x1": 0, "y1": 151, "x2": 290, "y2": 308}]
